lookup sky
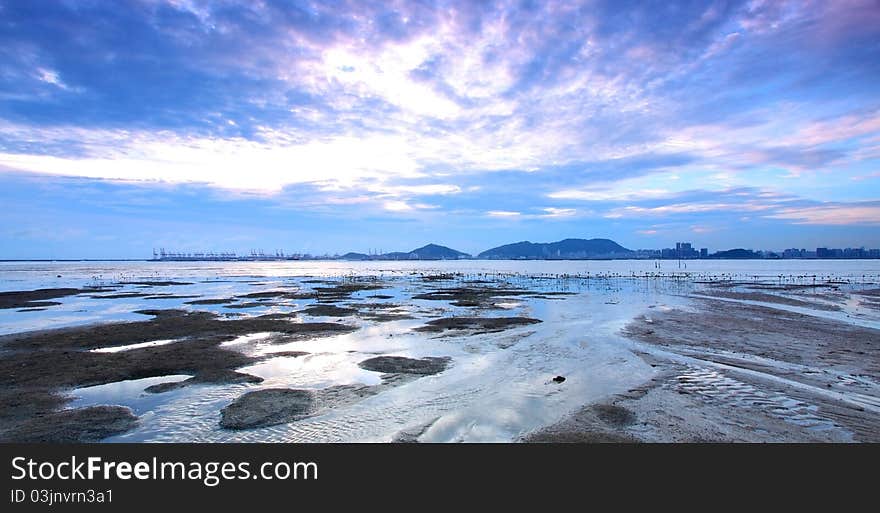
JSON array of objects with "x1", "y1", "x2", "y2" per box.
[{"x1": 1, "y1": 0, "x2": 879, "y2": 259}]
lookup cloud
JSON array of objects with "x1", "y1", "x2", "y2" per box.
[
  {"x1": 487, "y1": 210, "x2": 521, "y2": 217},
  {"x1": 541, "y1": 207, "x2": 576, "y2": 218},
  {"x1": 548, "y1": 187, "x2": 672, "y2": 202},
  {"x1": 766, "y1": 204, "x2": 880, "y2": 225},
  {"x1": 382, "y1": 200, "x2": 414, "y2": 212}
]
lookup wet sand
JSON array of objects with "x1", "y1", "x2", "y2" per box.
[
  {"x1": 526, "y1": 292, "x2": 880, "y2": 443},
  {"x1": 692, "y1": 290, "x2": 842, "y2": 311}
]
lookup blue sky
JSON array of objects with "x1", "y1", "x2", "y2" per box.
[{"x1": 1, "y1": 0, "x2": 879, "y2": 258}]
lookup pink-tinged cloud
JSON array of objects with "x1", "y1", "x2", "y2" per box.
[{"x1": 767, "y1": 204, "x2": 880, "y2": 225}]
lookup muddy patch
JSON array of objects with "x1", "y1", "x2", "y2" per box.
[
  {"x1": 220, "y1": 389, "x2": 316, "y2": 429},
  {"x1": 617, "y1": 299, "x2": 880, "y2": 442},
  {"x1": 359, "y1": 312, "x2": 416, "y2": 322},
  {"x1": 310, "y1": 282, "x2": 387, "y2": 301},
  {"x1": 693, "y1": 290, "x2": 841, "y2": 311},
  {"x1": 301, "y1": 304, "x2": 357, "y2": 317},
  {"x1": 0, "y1": 406, "x2": 139, "y2": 443},
  {"x1": 0, "y1": 309, "x2": 356, "y2": 441},
  {"x1": 0, "y1": 288, "x2": 87, "y2": 309},
  {"x1": 624, "y1": 298, "x2": 879, "y2": 378},
  {"x1": 349, "y1": 303, "x2": 415, "y2": 322},
  {"x1": 219, "y1": 373, "x2": 419, "y2": 430},
  {"x1": 238, "y1": 290, "x2": 312, "y2": 300},
  {"x1": 358, "y1": 356, "x2": 450, "y2": 375},
  {"x1": 89, "y1": 292, "x2": 156, "y2": 299},
  {"x1": 225, "y1": 302, "x2": 281, "y2": 309},
  {"x1": 143, "y1": 294, "x2": 202, "y2": 300},
  {"x1": 415, "y1": 316, "x2": 541, "y2": 334},
  {"x1": 524, "y1": 403, "x2": 639, "y2": 443},
  {"x1": 186, "y1": 298, "x2": 236, "y2": 305},
  {"x1": 413, "y1": 286, "x2": 570, "y2": 308},
  {"x1": 123, "y1": 281, "x2": 194, "y2": 287}
]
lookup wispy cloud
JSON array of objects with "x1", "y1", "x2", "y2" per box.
[
  {"x1": 487, "y1": 210, "x2": 521, "y2": 218},
  {"x1": 766, "y1": 203, "x2": 880, "y2": 225}
]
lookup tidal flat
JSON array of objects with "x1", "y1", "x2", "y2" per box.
[{"x1": 0, "y1": 260, "x2": 878, "y2": 442}]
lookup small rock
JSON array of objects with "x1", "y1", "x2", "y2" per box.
[
  {"x1": 552, "y1": 375, "x2": 566, "y2": 383},
  {"x1": 220, "y1": 389, "x2": 316, "y2": 430}
]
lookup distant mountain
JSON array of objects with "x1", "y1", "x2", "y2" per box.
[
  {"x1": 337, "y1": 244, "x2": 470, "y2": 261},
  {"x1": 409, "y1": 244, "x2": 470, "y2": 260},
  {"x1": 709, "y1": 248, "x2": 760, "y2": 259},
  {"x1": 478, "y1": 238, "x2": 633, "y2": 259},
  {"x1": 339, "y1": 252, "x2": 370, "y2": 260}
]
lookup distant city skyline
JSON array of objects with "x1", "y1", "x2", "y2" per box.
[
  {"x1": 140, "y1": 240, "x2": 880, "y2": 261},
  {"x1": 1, "y1": 1, "x2": 879, "y2": 259}
]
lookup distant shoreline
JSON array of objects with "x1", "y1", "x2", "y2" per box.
[{"x1": 3, "y1": 258, "x2": 880, "y2": 263}]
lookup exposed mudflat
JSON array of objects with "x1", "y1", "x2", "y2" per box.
[
  {"x1": 358, "y1": 356, "x2": 450, "y2": 375},
  {"x1": 0, "y1": 309, "x2": 355, "y2": 441},
  {"x1": 413, "y1": 286, "x2": 552, "y2": 308},
  {"x1": 302, "y1": 304, "x2": 357, "y2": 317},
  {"x1": 219, "y1": 372, "x2": 426, "y2": 430},
  {"x1": 525, "y1": 403, "x2": 640, "y2": 443},
  {"x1": 0, "y1": 287, "x2": 94, "y2": 309},
  {"x1": 415, "y1": 316, "x2": 542, "y2": 334},
  {"x1": 220, "y1": 389, "x2": 316, "y2": 429},
  {"x1": 185, "y1": 298, "x2": 236, "y2": 305},
  {"x1": 0, "y1": 406, "x2": 139, "y2": 443},
  {"x1": 2, "y1": 263, "x2": 878, "y2": 443},
  {"x1": 693, "y1": 290, "x2": 842, "y2": 311},
  {"x1": 528, "y1": 293, "x2": 880, "y2": 443},
  {"x1": 624, "y1": 298, "x2": 879, "y2": 377}
]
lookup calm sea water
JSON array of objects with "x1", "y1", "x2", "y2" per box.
[{"x1": 2, "y1": 258, "x2": 879, "y2": 291}]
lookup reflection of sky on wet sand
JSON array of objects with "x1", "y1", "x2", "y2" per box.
[
  {"x1": 90, "y1": 339, "x2": 178, "y2": 353},
  {"x1": 239, "y1": 353, "x2": 384, "y2": 388},
  {"x1": 66, "y1": 375, "x2": 192, "y2": 415}
]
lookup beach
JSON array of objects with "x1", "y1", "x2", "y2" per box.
[{"x1": 0, "y1": 260, "x2": 878, "y2": 442}]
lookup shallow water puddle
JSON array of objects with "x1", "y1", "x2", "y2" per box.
[
  {"x1": 238, "y1": 353, "x2": 384, "y2": 388},
  {"x1": 66, "y1": 374, "x2": 193, "y2": 414},
  {"x1": 89, "y1": 339, "x2": 179, "y2": 353},
  {"x1": 219, "y1": 332, "x2": 275, "y2": 350}
]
